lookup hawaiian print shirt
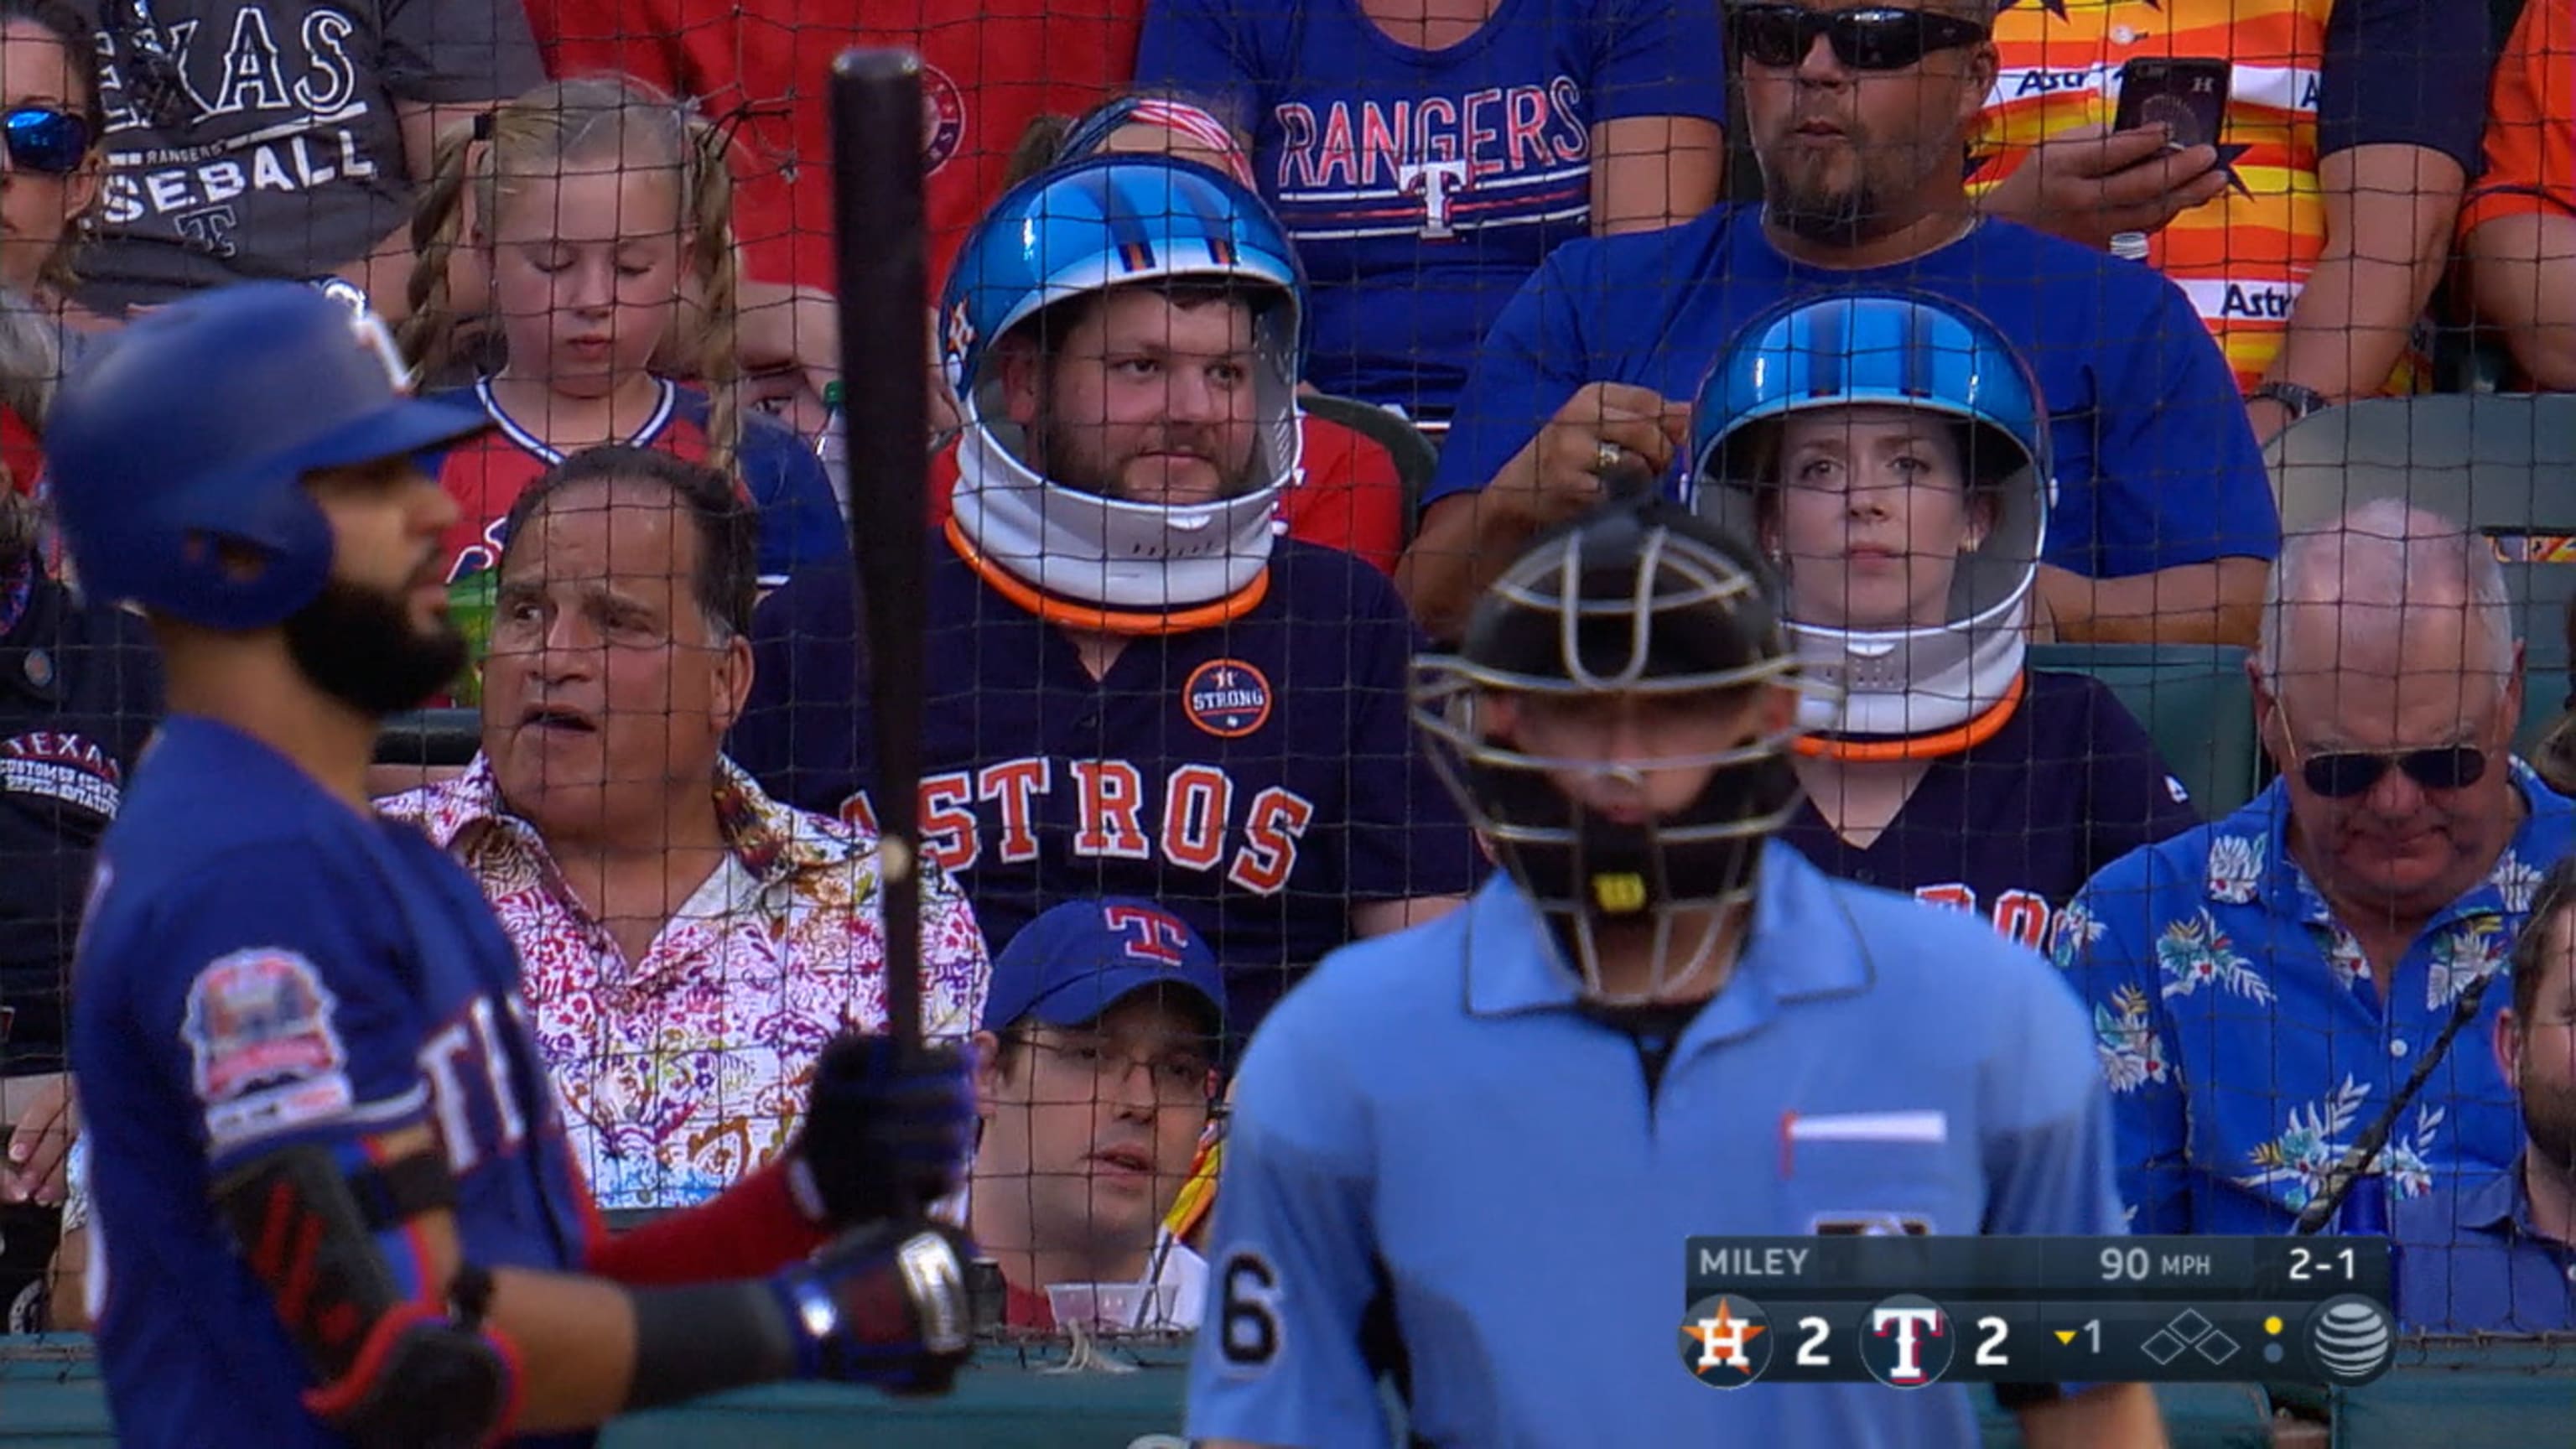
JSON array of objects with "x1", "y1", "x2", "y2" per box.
[
  {"x1": 2054, "y1": 760, "x2": 2574, "y2": 1235},
  {"x1": 381, "y1": 755, "x2": 990, "y2": 1211}
]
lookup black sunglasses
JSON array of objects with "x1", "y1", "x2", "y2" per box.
[
  {"x1": 2298, "y1": 745, "x2": 2490, "y2": 799},
  {"x1": 1728, "y1": 4, "x2": 1992, "y2": 71},
  {"x1": 3, "y1": 106, "x2": 90, "y2": 174}
]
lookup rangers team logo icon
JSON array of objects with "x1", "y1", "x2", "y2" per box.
[
  {"x1": 1679, "y1": 1294, "x2": 1773, "y2": 1389},
  {"x1": 1183, "y1": 659, "x2": 1273, "y2": 738},
  {"x1": 1858, "y1": 1293, "x2": 1955, "y2": 1388},
  {"x1": 920, "y1": 62, "x2": 967, "y2": 174},
  {"x1": 183, "y1": 948, "x2": 347, "y2": 1104}
]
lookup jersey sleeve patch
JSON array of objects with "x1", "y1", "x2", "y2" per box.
[
  {"x1": 1213, "y1": 1247, "x2": 1285, "y2": 1378},
  {"x1": 184, "y1": 948, "x2": 356, "y2": 1152}
]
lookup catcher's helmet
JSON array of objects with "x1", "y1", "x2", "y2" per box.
[
  {"x1": 1411, "y1": 496, "x2": 1815, "y2": 1001},
  {"x1": 1690, "y1": 291, "x2": 2052, "y2": 755},
  {"x1": 46, "y1": 282, "x2": 490, "y2": 631}
]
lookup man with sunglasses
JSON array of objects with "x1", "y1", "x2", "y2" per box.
[
  {"x1": 1401, "y1": 0, "x2": 2278, "y2": 652},
  {"x1": 967, "y1": 897, "x2": 1225, "y2": 1333},
  {"x1": 2056, "y1": 499, "x2": 2576, "y2": 1237}
]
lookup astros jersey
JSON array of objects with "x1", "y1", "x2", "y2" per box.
[
  {"x1": 1971, "y1": 0, "x2": 2486, "y2": 393},
  {"x1": 1135, "y1": 0, "x2": 1728, "y2": 415},
  {"x1": 1426, "y1": 207, "x2": 2282, "y2": 580},
  {"x1": 1186, "y1": 847, "x2": 2123, "y2": 1446},
  {"x1": 72, "y1": 717, "x2": 596, "y2": 1448},
  {"x1": 731, "y1": 538, "x2": 1485, "y2": 1035},
  {"x1": 1782, "y1": 671, "x2": 2201, "y2": 950},
  {"x1": 418, "y1": 377, "x2": 845, "y2": 589},
  {"x1": 520, "y1": 0, "x2": 1144, "y2": 293}
]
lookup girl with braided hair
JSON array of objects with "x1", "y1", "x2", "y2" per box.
[{"x1": 397, "y1": 75, "x2": 842, "y2": 634}]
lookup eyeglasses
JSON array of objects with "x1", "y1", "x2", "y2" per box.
[
  {"x1": 2297, "y1": 745, "x2": 2490, "y2": 799},
  {"x1": 3, "y1": 108, "x2": 91, "y2": 176},
  {"x1": 1728, "y1": 4, "x2": 1992, "y2": 71},
  {"x1": 1011, "y1": 1033, "x2": 1217, "y2": 1108}
]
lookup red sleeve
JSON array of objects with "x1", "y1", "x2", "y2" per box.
[
  {"x1": 927, "y1": 443, "x2": 962, "y2": 528},
  {"x1": 0, "y1": 413, "x2": 41, "y2": 496},
  {"x1": 519, "y1": 0, "x2": 685, "y2": 86},
  {"x1": 1280, "y1": 417, "x2": 1406, "y2": 574},
  {"x1": 583, "y1": 1160, "x2": 832, "y2": 1286}
]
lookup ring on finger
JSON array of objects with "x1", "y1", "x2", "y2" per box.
[{"x1": 1593, "y1": 439, "x2": 1626, "y2": 475}]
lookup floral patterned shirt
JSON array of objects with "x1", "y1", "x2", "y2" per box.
[
  {"x1": 2054, "y1": 760, "x2": 2573, "y2": 1235},
  {"x1": 380, "y1": 756, "x2": 989, "y2": 1211}
]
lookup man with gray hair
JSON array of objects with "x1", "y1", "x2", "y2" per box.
[{"x1": 2054, "y1": 498, "x2": 2576, "y2": 1234}]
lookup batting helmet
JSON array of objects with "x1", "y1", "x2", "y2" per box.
[
  {"x1": 45, "y1": 282, "x2": 490, "y2": 631},
  {"x1": 1411, "y1": 496, "x2": 1815, "y2": 1002},
  {"x1": 1690, "y1": 292, "x2": 2053, "y2": 755}
]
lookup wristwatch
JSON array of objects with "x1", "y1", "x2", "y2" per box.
[{"x1": 2250, "y1": 380, "x2": 2330, "y2": 421}]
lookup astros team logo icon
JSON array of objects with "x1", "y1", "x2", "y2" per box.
[
  {"x1": 1183, "y1": 658, "x2": 1273, "y2": 738},
  {"x1": 1858, "y1": 1293, "x2": 1955, "y2": 1389},
  {"x1": 919, "y1": 62, "x2": 966, "y2": 174},
  {"x1": 1678, "y1": 1294, "x2": 1774, "y2": 1389}
]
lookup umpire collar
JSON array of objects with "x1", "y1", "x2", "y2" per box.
[{"x1": 1464, "y1": 842, "x2": 1873, "y2": 1046}]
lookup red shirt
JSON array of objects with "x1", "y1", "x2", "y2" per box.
[
  {"x1": 521, "y1": 0, "x2": 1145, "y2": 293},
  {"x1": 928, "y1": 416, "x2": 1407, "y2": 574},
  {"x1": 2, "y1": 412, "x2": 39, "y2": 496}
]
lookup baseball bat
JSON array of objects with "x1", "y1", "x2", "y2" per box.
[{"x1": 829, "y1": 51, "x2": 930, "y2": 1059}]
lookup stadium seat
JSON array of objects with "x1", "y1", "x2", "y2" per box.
[
  {"x1": 2028, "y1": 642, "x2": 2263, "y2": 818},
  {"x1": 1301, "y1": 391, "x2": 1441, "y2": 542},
  {"x1": 2267, "y1": 394, "x2": 2576, "y2": 678}
]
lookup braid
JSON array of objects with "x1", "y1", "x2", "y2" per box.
[
  {"x1": 397, "y1": 119, "x2": 481, "y2": 373},
  {"x1": 683, "y1": 110, "x2": 745, "y2": 484}
]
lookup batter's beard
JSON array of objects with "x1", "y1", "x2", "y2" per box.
[
  {"x1": 2521, "y1": 1060, "x2": 2576, "y2": 1180},
  {"x1": 283, "y1": 577, "x2": 469, "y2": 719}
]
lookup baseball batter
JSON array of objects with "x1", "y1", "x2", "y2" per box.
[
  {"x1": 734, "y1": 156, "x2": 1481, "y2": 1036},
  {"x1": 48, "y1": 283, "x2": 981, "y2": 1448},
  {"x1": 1185, "y1": 496, "x2": 2163, "y2": 1447}
]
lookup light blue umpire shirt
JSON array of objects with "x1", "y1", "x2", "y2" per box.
[{"x1": 1184, "y1": 841, "x2": 2124, "y2": 1448}]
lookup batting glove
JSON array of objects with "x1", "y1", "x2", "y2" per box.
[
  {"x1": 787, "y1": 1034, "x2": 977, "y2": 1230},
  {"x1": 771, "y1": 1220, "x2": 976, "y2": 1394}
]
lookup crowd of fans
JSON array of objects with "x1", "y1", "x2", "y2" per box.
[{"x1": 0, "y1": 0, "x2": 2570, "y2": 1391}]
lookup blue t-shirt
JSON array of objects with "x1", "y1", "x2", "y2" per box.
[
  {"x1": 2053, "y1": 762, "x2": 2576, "y2": 1236},
  {"x1": 2392, "y1": 1165, "x2": 2576, "y2": 1334},
  {"x1": 1135, "y1": 0, "x2": 1727, "y2": 415},
  {"x1": 730, "y1": 537, "x2": 1486, "y2": 1036},
  {"x1": 1187, "y1": 846, "x2": 2122, "y2": 1446},
  {"x1": 74, "y1": 717, "x2": 595, "y2": 1449},
  {"x1": 1427, "y1": 207, "x2": 2282, "y2": 578},
  {"x1": 1784, "y1": 670, "x2": 2201, "y2": 949}
]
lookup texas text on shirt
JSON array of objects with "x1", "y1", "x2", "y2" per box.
[
  {"x1": 378, "y1": 754, "x2": 990, "y2": 1212},
  {"x1": 2054, "y1": 759, "x2": 2576, "y2": 1235},
  {"x1": 521, "y1": 0, "x2": 1143, "y2": 293},
  {"x1": 730, "y1": 538, "x2": 1486, "y2": 1037},
  {"x1": 1426, "y1": 209, "x2": 2281, "y2": 582},
  {"x1": 418, "y1": 378, "x2": 845, "y2": 590},
  {"x1": 1185, "y1": 845, "x2": 2123, "y2": 1447},
  {"x1": 72, "y1": 717, "x2": 595, "y2": 1449},
  {"x1": 2392, "y1": 1167, "x2": 2576, "y2": 1333},
  {"x1": 1971, "y1": 0, "x2": 2490, "y2": 392},
  {"x1": 1784, "y1": 670, "x2": 2201, "y2": 949},
  {"x1": 1133, "y1": 0, "x2": 1729, "y2": 414},
  {"x1": 77, "y1": 0, "x2": 543, "y2": 311}
]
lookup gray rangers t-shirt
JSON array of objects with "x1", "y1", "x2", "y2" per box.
[{"x1": 77, "y1": 0, "x2": 540, "y2": 310}]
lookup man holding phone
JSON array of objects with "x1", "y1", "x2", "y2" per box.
[{"x1": 1971, "y1": 0, "x2": 2488, "y2": 435}]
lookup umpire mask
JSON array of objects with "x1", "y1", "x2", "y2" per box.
[{"x1": 1413, "y1": 499, "x2": 1815, "y2": 1002}]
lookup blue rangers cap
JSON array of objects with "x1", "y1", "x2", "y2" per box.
[{"x1": 982, "y1": 897, "x2": 1228, "y2": 1035}]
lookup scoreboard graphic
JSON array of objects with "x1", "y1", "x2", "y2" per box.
[{"x1": 1677, "y1": 1236, "x2": 2395, "y2": 1389}]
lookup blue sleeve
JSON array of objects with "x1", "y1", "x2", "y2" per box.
[
  {"x1": 737, "y1": 419, "x2": 849, "y2": 587},
  {"x1": 2048, "y1": 869, "x2": 2194, "y2": 1233},
  {"x1": 1184, "y1": 1002, "x2": 1393, "y2": 1446},
  {"x1": 1978, "y1": 950, "x2": 2127, "y2": 1239},
  {"x1": 2319, "y1": 0, "x2": 2489, "y2": 173},
  {"x1": 2083, "y1": 279, "x2": 2280, "y2": 575},
  {"x1": 1135, "y1": 0, "x2": 1265, "y2": 133},
  {"x1": 1339, "y1": 567, "x2": 1485, "y2": 903},
  {"x1": 132, "y1": 852, "x2": 432, "y2": 1175},
  {"x1": 1423, "y1": 245, "x2": 1600, "y2": 508},
  {"x1": 1590, "y1": 0, "x2": 1728, "y2": 124}
]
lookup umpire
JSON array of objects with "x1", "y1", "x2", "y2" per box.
[{"x1": 0, "y1": 416, "x2": 164, "y2": 1328}]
